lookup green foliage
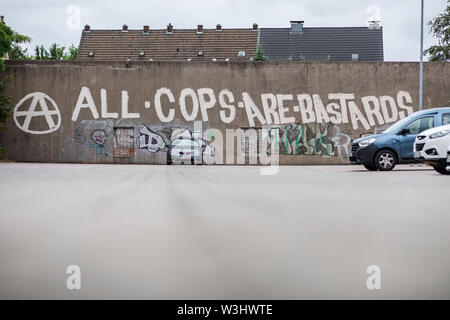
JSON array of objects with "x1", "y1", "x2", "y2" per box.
[
  {"x1": 0, "y1": 74, "x2": 13, "y2": 131},
  {"x1": 64, "y1": 44, "x2": 78, "y2": 60},
  {"x1": 0, "y1": 17, "x2": 80, "y2": 63},
  {"x1": 34, "y1": 45, "x2": 49, "y2": 60},
  {"x1": 424, "y1": 1, "x2": 450, "y2": 61},
  {"x1": 49, "y1": 43, "x2": 65, "y2": 60},
  {"x1": 34, "y1": 43, "x2": 78, "y2": 61},
  {"x1": 0, "y1": 23, "x2": 14, "y2": 70},
  {"x1": 0, "y1": 22, "x2": 31, "y2": 67},
  {"x1": 9, "y1": 44, "x2": 32, "y2": 60},
  {"x1": 254, "y1": 44, "x2": 267, "y2": 61},
  {"x1": 11, "y1": 31, "x2": 31, "y2": 45},
  {"x1": 0, "y1": 20, "x2": 26, "y2": 158},
  {"x1": 0, "y1": 74, "x2": 14, "y2": 159},
  {"x1": 0, "y1": 145, "x2": 6, "y2": 160}
]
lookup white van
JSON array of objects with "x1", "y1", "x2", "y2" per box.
[{"x1": 414, "y1": 124, "x2": 450, "y2": 175}]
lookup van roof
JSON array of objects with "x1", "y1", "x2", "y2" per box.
[{"x1": 413, "y1": 107, "x2": 450, "y2": 116}]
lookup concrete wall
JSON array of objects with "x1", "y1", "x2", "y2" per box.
[{"x1": 1, "y1": 61, "x2": 449, "y2": 165}]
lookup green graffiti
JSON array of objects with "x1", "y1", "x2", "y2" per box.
[{"x1": 269, "y1": 123, "x2": 336, "y2": 156}]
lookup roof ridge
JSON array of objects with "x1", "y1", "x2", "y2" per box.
[
  {"x1": 84, "y1": 28, "x2": 254, "y2": 32},
  {"x1": 260, "y1": 26, "x2": 381, "y2": 30}
]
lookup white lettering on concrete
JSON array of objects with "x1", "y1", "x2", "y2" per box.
[
  {"x1": 180, "y1": 88, "x2": 199, "y2": 121},
  {"x1": 72, "y1": 87, "x2": 99, "y2": 121},
  {"x1": 121, "y1": 90, "x2": 140, "y2": 119},
  {"x1": 218, "y1": 89, "x2": 236, "y2": 124},
  {"x1": 100, "y1": 89, "x2": 118, "y2": 119},
  {"x1": 154, "y1": 87, "x2": 175, "y2": 122}
]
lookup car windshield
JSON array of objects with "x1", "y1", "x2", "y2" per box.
[{"x1": 382, "y1": 115, "x2": 418, "y2": 134}]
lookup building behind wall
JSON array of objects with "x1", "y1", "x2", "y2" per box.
[
  {"x1": 77, "y1": 21, "x2": 384, "y2": 62},
  {"x1": 259, "y1": 21, "x2": 384, "y2": 62},
  {"x1": 77, "y1": 23, "x2": 259, "y2": 62}
]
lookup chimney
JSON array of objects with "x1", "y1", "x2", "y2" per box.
[
  {"x1": 290, "y1": 20, "x2": 304, "y2": 33},
  {"x1": 143, "y1": 25, "x2": 149, "y2": 33},
  {"x1": 167, "y1": 23, "x2": 173, "y2": 34},
  {"x1": 84, "y1": 24, "x2": 90, "y2": 32},
  {"x1": 0, "y1": 16, "x2": 4, "y2": 24},
  {"x1": 368, "y1": 21, "x2": 381, "y2": 30},
  {"x1": 197, "y1": 25, "x2": 203, "y2": 34},
  {"x1": 252, "y1": 23, "x2": 258, "y2": 31},
  {"x1": 122, "y1": 24, "x2": 128, "y2": 32},
  {"x1": 216, "y1": 24, "x2": 222, "y2": 31}
]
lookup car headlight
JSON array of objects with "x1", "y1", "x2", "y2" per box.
[
  {"x1": 430, "y1": 130, "x2": 450, "y2": 139},
  {"x1": 359, "y1": 138, "x2": 376, "y2": 147}
]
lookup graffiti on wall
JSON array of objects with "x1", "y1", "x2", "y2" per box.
[
  {"x1": 136, "y1": 123, "x2": 215, "y2": 157},
  {"x1": 113, "y1": 127, "x2": 134, "y2": 157},
  {"x1": 91, "y1": 130, "x2": 106, "y2": 145},
  {"x1": 14, "y1": 87, "x2": 415, "y2": 137},
  {"x1": 61, "y1": 120, "x2": 113, "y2": 161},
  {"x1": 88, "y1": 129, "x2": 107, "y2": 156},
  {"x1": 60, "y1": 119, "x2": 216, "y2": 163},
  {"x1": 137, "y1": 125, "x2": 168, "y2": 153},
  {"x1": 67, "y1": 87, "x2": 414, "y2": 131},
  {"x1": 13, "y1": 92, "x2": 61, "y2": 134},
  {"x1": 267, "y1": 123, "x2": 351, "y2": 159},
  {"x1": 329, "y1": 126, "x2": 351, "y2": 160},
  {"x1": 11, "y1": 87, "x2": 416, "y2": 164}
]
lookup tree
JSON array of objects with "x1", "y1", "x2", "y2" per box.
[
  {"x1": 33, "y1": 44, "x2": 78, "y2": 61},
  {"x1": 424, "y1": 1, "x2": 450, "y2": 61},
  {"x1": 63, "y1": 44, "x2": 78, "y2": 60},
  {"x1": 253, "y1": 44, "x2": 267, "y2": 61},
  {"x1": 0, "y1": 20, "x2": 31, "y2": 67},
  {"x1": 34, "y1": 45, "x2": 49, "y2": 60},
  {"x1": 0, "y1": 23, "x2": 14, "y2": 68},
  {"x1": 49, "y1": 43, "x2": 66, "y2": 60},
  {"x1": 0, "y1": 74, "x2": 13, "y2": 159},
  {"x1": 0, "y1": 19, "x2": 30, "y2": 158},
  {"x1": 9, "y1": 45, "x2": 32, "y2": 60}
]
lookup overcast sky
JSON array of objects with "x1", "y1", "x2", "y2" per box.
[{"x1": 2, "y1": 0, "x2": 448, "y2": 61}]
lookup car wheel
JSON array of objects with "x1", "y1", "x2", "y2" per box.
[
  {"x1": 375, "y1": 149, "x2": 396, "y2": 171},
  {"x1": 364, "y1": 164, "x2": 378, "y2": 171},
  {"x1": 432, "y1": 163, "x2": 450, "y2": 175}
]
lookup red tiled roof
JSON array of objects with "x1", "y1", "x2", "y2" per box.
[{"x1": 77, "y1": 28, "x2": 258, "y2": 62}]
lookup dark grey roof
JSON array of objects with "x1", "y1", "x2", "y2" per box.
[{"x1": 259, "y1": 27, "x2": 384, "y2": 61}]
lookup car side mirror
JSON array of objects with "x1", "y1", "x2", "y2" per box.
[{"x1": 398, "y1": 128, "x2": 410, "y2": 135}]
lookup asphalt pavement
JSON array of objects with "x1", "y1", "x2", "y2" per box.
[{"x1": 0, "y1": 163, "x2": 449, "y2": 299}]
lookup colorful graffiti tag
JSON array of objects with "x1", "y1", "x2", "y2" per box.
[
  {"x1": 91, "y1": 130, "x2": 106, "y2": 145},
  {"x1": 268, "y1": 123, "x2": 351, "y2": 159},
  {"x1": 61, "y1": 120, "x2": 112, "y2": 162},
  {"x1": 88, "y1": 129, "x2": 108, "y2": 156}
]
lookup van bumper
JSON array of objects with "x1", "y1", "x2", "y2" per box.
[{"x1": 348, "y1": 144, "x2": 378, "y2": 165}]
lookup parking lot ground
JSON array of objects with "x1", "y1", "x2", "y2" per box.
[{"x1": 0, "y1": 163, "x2": 449, "y2": 299}]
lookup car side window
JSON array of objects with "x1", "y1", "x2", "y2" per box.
[
  {"x1": 404, "y1": 116, "x2": 434, "y2": 134},
  {"x1": 442, "y1": 113, "x2": 450, "y2": 125}
]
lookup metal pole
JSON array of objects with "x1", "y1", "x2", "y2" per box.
[{"x1": 419, "y1": 0, "x2": 424, "y2": 111}]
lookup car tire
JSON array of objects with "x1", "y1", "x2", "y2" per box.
[
  {"x1": 374, "y1": 149, "x2": 396, "y2": 171},
  {"x1": 364, "y1": 164, "x2": 378, "y2": 171},
  {"x1": 432, "y1": 163, "x2": 450, "y2": 175}
]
